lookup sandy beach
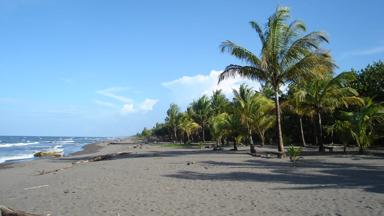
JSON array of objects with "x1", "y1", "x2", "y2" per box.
[{"x1": 0, "y1": 139, "x2": 383, "y2": 216}]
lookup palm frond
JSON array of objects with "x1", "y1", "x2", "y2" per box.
[
  {"x1": 220, "y1": 40, "x2": 261, "y2": 66},
  {"x1": 249, "y1": 21, "x2": 266, "y2": 44},
  {"x1": 281, "y1": 31, "x2": 329, "y2": 67},
  {"x1": 284, "y1": 51, "x2": 335, "y2": 81},
  {"x1": 218, "y1": 64, "x2": 266, "y2": 83}
]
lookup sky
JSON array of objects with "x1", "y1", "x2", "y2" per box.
[{"x1": 0, "y1": 0, "x2": 383, "y2": 137}]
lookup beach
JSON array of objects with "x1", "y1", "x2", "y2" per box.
[{"x1": 0, "y1": 140, "x2": 383, "y2": 216}]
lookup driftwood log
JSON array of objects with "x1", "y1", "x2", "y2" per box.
[
  {"x1": 73, "y1": 152, "x2": 131, "y2": 164},
  {"x1": 0, "y1": 206, "x2": 41, "y2": 216}
]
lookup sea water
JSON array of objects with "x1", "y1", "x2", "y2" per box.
[{"x1": 0, "y1": 136, "x2": 107, "y2": 164}]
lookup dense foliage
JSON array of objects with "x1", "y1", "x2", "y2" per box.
[{"x1": 138, "y1": 7, "x2": 384, "y2": 156}]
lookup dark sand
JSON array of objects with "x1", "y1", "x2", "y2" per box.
[{"x1": 1, "y1": 140, "x2": 383, "y2": 216}]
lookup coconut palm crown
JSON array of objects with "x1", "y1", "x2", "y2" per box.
[{"x1": 218, "y1": 6, "x2": 335, "y2": 157}]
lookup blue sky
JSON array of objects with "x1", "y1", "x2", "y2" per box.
[{"x1": 0, "y1": 0, "x2": 383, "y2": 137}]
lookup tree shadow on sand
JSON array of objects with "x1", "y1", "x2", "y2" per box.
[{"x1": 163, "y1": 158, "x2": 384, "y2": 194}]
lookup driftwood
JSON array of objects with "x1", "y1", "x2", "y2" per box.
[
  {"x1": 73, "y1": 152, "x2": 131, "y2": 164},
  {"x1": 34, "y1": 152, "x2": 132, "y2": 176},
  {"x1": 23, "y1": 185, "x2": 49, "y2": 190},
  {"x1": 0, "y1": 206, "x2": 41, "y2": 216}
]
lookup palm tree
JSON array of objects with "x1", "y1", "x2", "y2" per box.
[
  {"x1": 210, "y1": 113, "x2": 229, "y2": 147},
  {"x1": 285, "y1": 85, "x2": 314, "y2": 146},
  {"x1": 211, "y1": 90, "x2": 230, "y2": 115},
  {"x1": 233, "y1": 84, "x2": 257, "y2": 154},
  {"x1": 189, "y1": 95, "x2": 212, "y2": 143},
  {"x1": 326, "y1": 120, "x2": 352, "y2": 152},
  {"x1": 218, "y1": 6, "x2": 335, "y2": 157},
  {"x1": 250, "y1": 94, "x2": 275, "y2": 147},
  {"x1": 226, "y1": 113, "x2": 246, "y2": 151},
  {"x1": 298, "y1": 72, "x2": 363, "y2": 151},
  {"x1": 343, "y1": 98, "x2": 384, "y2": 153},
  {"x1": 165, "y1": 103, "x2": 180, "y2": 143},
  {"x1": 178, "y1": 113, "x2": 200, "y2": 143}
]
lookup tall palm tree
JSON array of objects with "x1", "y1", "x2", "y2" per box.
[
  {"x1": 233, "y1": 84, "x2": 257, "y2": 154},
  {"x1": 250, "y1": 94, "x2": 275, "y2": 147},
  {"x1": 165, "y1": 103, "x2": 180, "y2": 143},
  {"x1": 189, "y1": 95, "x2": 212, "y2": 143},
  {"x1": 343, "y1": 98, "x2": 384, "y2": 153},
  {"x1": 299, "y1": 72, "x2": 363, "y2": 151},
  {"x1": 218, "y1": 6, "x2": 335, "y2": 157}
]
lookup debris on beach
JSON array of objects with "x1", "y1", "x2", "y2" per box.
[
  {"x1": 0, "y1": 205, "x2": 42, "y2": 216},
  {"x1": 33, "y1": 151, "x2": 62, "y2": 158},
  {"x1": 23, "y1": 185, "x2": 49, "y2": 190},
  {"x1": 73, "y1": 151, "x2": 131, "y2": 164},
  {"x1": 186, "y1": 161, "x2": 195, "y2": 165}
]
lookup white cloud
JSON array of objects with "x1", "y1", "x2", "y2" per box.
[
  {"x1": 140, "y1": 99, "x2": 159, "y2": 112},
  {"x1": 342, "y1": 45, "x2": 384, "y2": 58},
  {"x1": 95, "y1": 87, "x2": 158, "y2": 114},
  {"x1": 94, "y1": 100, "x2": 118, "y2": 108},
  {"x1": 96, "y1": 87, "x2": 132, "y2": 103},
  {"x1": 162, "y1": 70, "x2": 261, "y2": 104},
  {"x1": 121, "y1": 103, "x2": 135, "y2": 114},
  {"x1": 120, "y1": 99, "x2": 159, "y2": 114}
]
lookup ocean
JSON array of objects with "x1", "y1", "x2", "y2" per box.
[{"x1": 0, "y1": 136, "x2": 108, "y2": 164}]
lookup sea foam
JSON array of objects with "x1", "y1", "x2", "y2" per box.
[
  {"x1": 0, "y1": 142, "x2": 39, "y2": 148},
  {"x1": 0, "y1": 154, "x2": 35, "y2": 163}
]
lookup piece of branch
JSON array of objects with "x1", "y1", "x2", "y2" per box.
[
  {"x1": 23, "y1": 185, "x2": 49, "y2": 190},
  {"x1": 0, "y1": 205, "x2": 41, "y2": 216}
]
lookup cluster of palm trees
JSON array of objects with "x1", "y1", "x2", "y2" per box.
[
  {"x1": 140, "y1": 6, "x2": 384, "y2": 157},
  {"x1": 159, "y1": 86, "x2": 275, "y2": 155}
]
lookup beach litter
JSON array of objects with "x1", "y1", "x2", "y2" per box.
[{"x1": 23, "y1": 185, "x2": 49, "y2": 190}]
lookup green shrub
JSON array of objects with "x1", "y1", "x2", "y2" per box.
[{"x1": 287, "y1": 145, "x2": 302, "y2": 166}]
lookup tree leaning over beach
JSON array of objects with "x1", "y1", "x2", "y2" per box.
[{"x1": 219, "y1": 6, "x2": 335, "y2": 157}]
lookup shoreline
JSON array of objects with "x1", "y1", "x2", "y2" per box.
[
  {"x1": 69, "y1": 141, "x2": 106, "y2": 156},
  {"x1": 0, "y1": 137, "x2": 117, "y2": 166}
]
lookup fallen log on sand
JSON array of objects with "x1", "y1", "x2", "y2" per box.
[
  {"x1": 0, "y1": 206, "x2": 41, "y2": 216},
  {"x1": 73, "y1": 151, "x2": 131, "y2": 164},
  {"x1": 33, "y1": 152, "x2": 132, "y2": 176}
]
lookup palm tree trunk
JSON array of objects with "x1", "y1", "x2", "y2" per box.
[
  {"x1": 202, "y1": 124, "x2": 205, "y2": 143},
  {"x1": 274, "y1": 90, "x2": 285, "y2": 158},
  {"x1": 260, "y1": 133, "x2": 265, "y2": 147},
  {"x1": 249, "y1": 129, "x2": 256, "y2": 154},
  {"x1": 173, "y1": 127, "x2": 177, "y2": 143},
  {"x1": 317, "y1": 111, "x2": 324, "y2": 152},
  {"x1": 186, "y1": 133, "x2": 190, "y2": 143},
  {"x1": 299, "y1": 117, "x2": 306, "y2": 147}
]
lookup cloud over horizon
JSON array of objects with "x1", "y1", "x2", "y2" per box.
[
  {"x1": 162, "y1": 70, "x2": 262, "y2": 106},
  {"x1": 342, "y1": 44, "x2": 384, "y2": 58},
  {"x1": 95, "y1": 87, "x2": 158, "y2": 114}
]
